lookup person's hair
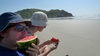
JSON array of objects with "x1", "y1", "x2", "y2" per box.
[
  {"x1": 26, "y1": 22, "x2": 37, "y2": 28},
  {"x1": 0, "y1": 35, "x2": 4, "y2": 41},
  {"x1": 0, "y1": 23, "x2": 16, "y2": 41},
  {"x1": 0, "y1": 28, "x2": 8, "y2": 41}
]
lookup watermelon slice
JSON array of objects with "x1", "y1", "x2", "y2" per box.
[
  {"x1": 17, "y1": 36, "x2": 38, "y2": 50},
  {"x1": 51, "y1": 37, "x2": 59, "y2": 42}
]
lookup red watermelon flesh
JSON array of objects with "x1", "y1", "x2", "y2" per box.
[
  {"x1": 51, "y1": 37, "x2": 59, "y2": 42},
  {"x1": 17, "y1": 36, "x2": 37, "y2": 50}
]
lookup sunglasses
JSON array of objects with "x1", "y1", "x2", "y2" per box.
[
  {"x1": 15, "y1": 24, "x2": 29, "y2": 32},
  {"x1": 8, "y1": 24, "x2": 29, "y2": 32}
]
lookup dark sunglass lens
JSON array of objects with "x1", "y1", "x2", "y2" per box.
[
  {"x1": 16, "y1": 25, "x2": 24, "y2": 32},
  {"x1": 25, "y1": 26, "x2": 29, "y2": 30}
]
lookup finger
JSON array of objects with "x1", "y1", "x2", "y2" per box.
[
  {"x1": 27, "y1": 47, "x2": 38, "y2": 51},
  {"x1": 27, "y1": 46, "x2": 40, "y2": 54},
  {"x1": 55, "y1": 42, "x2": 59, "y2": 46},
  {"x1": 26, "y1": 50, "x2": 36, "y2": 53},
  {"x1": 31, "y1": 43, "x2": 39, "y2": 49},
  {"x1": 45, "y1": 40, "x2": 53, "y2": 44},
  {"x1": 26, "y1": 50, "x2": 38, "y2": 56},
  {"x1": 54, "y1": 42, "x2": 59, "y2": 48}
]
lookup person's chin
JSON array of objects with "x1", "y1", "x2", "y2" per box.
[{"x1": 39, "y1": 31, "x2": 42, "y2": 32}]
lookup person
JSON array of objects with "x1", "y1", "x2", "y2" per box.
[
  {"x1": 26, "y1": 11, "x2": 59, "y2": 56},
  {"x1": 0, "y1": 12, "x2": 39, "y2": 56}
]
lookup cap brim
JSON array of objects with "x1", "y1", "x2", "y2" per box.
[
  {"x1": 31, "y1": 20, "x2": 47, "y2": 26},
  {"x1": 0, "y1": 21, "x2": 9, "y2": 32},
  {"x1": 23, "y1": 19, "x2": 32, "y2": 26}
]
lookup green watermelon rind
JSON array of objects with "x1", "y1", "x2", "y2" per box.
[{"x1": 17, "y1": 36, "x2": 37, "y2": 50}]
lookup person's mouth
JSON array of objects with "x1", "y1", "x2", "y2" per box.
[{"x1": 18, "y1": 32, "x2": 27, "y2": 40}]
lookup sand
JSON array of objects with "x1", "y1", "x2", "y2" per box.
[{"x1": 36, "y1": 20, "x2": 100, "y2": 56}]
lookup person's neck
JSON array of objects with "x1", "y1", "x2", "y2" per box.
[{"x1": 29, "y1": 29, "x2": 37, "y2": 36}]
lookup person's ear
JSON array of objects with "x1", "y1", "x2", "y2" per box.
[{"x1": 0, "y1": 32, "x2": 6, "y2": 38}]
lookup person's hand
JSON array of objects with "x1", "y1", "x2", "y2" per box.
[
  {"x1": 26, "y1": 43, "x2": 40, "y2": 56},
  {"x1": 43, "y1": 40, "x2": 53, "y2": 45},
  {"x1": 50, "y1": 37, "x2": 59, "y2": 51},
  {"x1": 50, "y1": 42, "x2": 59, "y2": 51},
  {"x1": 39, "y1": 40, "x2": 53, "y2": 49},
  {"x1": 38, "y1": 42, "x2": 59, "y2": 56}
]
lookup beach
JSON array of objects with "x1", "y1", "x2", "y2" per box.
[{"x1": 36, "y1": 19, "x2": 100, "y2": 56}]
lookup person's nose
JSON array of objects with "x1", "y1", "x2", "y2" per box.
[{"x1": 21, "y1": 29, "x2": 27, "y2": 36}]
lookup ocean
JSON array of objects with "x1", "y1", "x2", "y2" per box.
[{"x1": 36, "y1": 17, "x2": 100, "y2": 56}]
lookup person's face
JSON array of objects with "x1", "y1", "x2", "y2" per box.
[
  {"x1": 37, "y1": 26, "x2": 46, "y2": 32},
  {"x1": 1, "y1": 22, "x2": 28, "y2": 48},
  {"x1": 30, "y1": 26, "x2": 46, "y2": 33}
]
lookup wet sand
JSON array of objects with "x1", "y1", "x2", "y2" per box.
[{"x1": 36, "y1": 20, "x2": 100, "y2": 56}]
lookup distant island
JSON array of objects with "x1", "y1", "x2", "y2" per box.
[{"x1": 16, "y1": 8, "x2": 74, "y2": 19}]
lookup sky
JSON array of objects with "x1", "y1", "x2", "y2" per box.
[{"x1": 0, "y1": 0, "x2": 100, "y2": 16}]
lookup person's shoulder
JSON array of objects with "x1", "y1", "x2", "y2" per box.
[
  {"x1": 0, "y1": 46, "x2": 25, "y2": 56},
  {"x1": 0, "y1": 46, "x2": 7, "y2": 51}
]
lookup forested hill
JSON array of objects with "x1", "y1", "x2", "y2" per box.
[{"x1": 16, "y1": 8, "x2": 74, "y2": 19}]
